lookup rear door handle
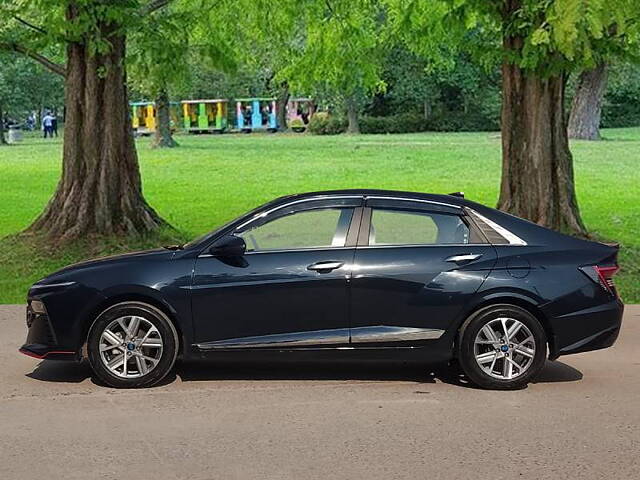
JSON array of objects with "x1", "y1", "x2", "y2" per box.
[
  {"x1": 445, "y1": 253, "x2": 482, "y2": 264},
  {"x1": 307, "y1": 261, "x2": 344, "y2": 273}
]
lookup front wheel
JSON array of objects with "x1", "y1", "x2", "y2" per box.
[
  {"x1": 457, "y1": 304, "x2": 547, "y2": 390},
  {"x1": 87, "y1": 302, "x2": 179, "y2": 388}
]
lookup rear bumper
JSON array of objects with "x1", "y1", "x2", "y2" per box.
[{"x1": 548, "y1": 298, "x2": 623, "y2": 360}]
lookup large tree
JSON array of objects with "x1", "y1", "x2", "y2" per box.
[
  {"x1": 389, "y1": 0, "x2": 640, "y2": 235},
  {"x1": 568, "y1": 63, "x2": 608, "y2": 140},
  {"x1": 0, "y1": 1, "x2": 174, "y2": 240}
]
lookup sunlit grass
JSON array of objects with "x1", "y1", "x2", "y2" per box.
[{"x1": 0, "y1": 128, "x2": 638, "y2": 302}]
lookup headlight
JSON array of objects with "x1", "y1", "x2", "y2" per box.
[{"x1": 30, "y1": 299, "x2": 47, "y2": 314}]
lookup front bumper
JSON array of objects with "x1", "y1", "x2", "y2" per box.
[
  {"x1": 20, "y1": 304, "x2": 78, "y2": 361},
  {"x1": 548, "y1": 298, "x2": 624, "y2": 360}
]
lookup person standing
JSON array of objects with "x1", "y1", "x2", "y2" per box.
[
  {"x1": 42, "y1": 112, "x2": 53, "y2": 138},
  {"x1": 51, "y1": 113, "x2": 58, "y2": 137}
]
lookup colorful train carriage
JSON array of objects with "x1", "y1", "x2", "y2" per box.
[
  {"x1": 235, "y1": 98, "x2": 278, "y2": 132},
  {"x1": 131, "y1": 101, "x2": 180, "y2": 135},
  {"x1": 131, "y1": 102, "x2": 156, "y2": 135},
  {"x1": 182, "y1": 99, "x2": 229, "y2": 133},
  {"x1": 286, "y1": 97, "x2": 315, "y2": 132}
]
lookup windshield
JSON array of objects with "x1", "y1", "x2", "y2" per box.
[{"x1": 182, "y1": 199, "x2": 282, "y2": 250}]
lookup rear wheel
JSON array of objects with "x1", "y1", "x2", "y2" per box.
[
  {"x1": 458, "y1": 304, "x2": 547, "y2": 390},
  {"x1": 87, "y1": 302, "x2": 178, "y2": 388}
]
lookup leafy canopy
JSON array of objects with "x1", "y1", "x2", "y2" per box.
[{"x1": 385, "y1": 0, "x2": 640, "y2": 75}]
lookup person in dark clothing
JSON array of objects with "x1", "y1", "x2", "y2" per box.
[{"x1": 51, "y1": 114, "x2": 58, "y2": 137}]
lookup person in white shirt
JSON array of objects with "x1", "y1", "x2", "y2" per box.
[{"x1": 42, "y1": 113, "x2": 54, "y2": 138}]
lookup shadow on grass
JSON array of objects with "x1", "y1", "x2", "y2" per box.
[{"x1": 25, "y1": 358, "x2": 582, "y2": 389}]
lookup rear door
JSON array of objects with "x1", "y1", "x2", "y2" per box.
[{"x1": 349, "y1": 197, "x2": 497, "y2": 346}]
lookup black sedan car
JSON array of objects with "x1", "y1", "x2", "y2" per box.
[{"x1": 21, "y1": 190, "x2": 623, "y2": 389}]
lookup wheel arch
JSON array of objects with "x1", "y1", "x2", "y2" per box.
[
  {"x1": 80, "y1": 292, "x2": 186, "y2": 358},
  {"x1": 453, "y1": 294, "x2": 556, "y2": 359}
]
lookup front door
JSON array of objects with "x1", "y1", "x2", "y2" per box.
[
  {"x1": 191, "y1": 198, "x2": 362, "y2": 349},
  {"x1": 350, "y1": 198, "x2": 497, "y2": 346}
]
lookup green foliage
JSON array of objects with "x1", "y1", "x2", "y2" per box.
[
  {"x1": 289, "y1": 118, "x2": 306, "y2": 131},
  {"x1": 359, "y1": 113, "x2": 427, "y2": 134},
  {"x1": 601, "y1": 62, "x2": 640, "y2": 127},
  {"x1": 307, "y1": 114, "x2": 347, "y2": 135},
  {"x1": 0, "y1": 51, "x2": 64, "y2": 121},
  {"x1": 385, "y1": 0, "x2": 640, "y2": 75}
]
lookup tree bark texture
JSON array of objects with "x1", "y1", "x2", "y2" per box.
[
  {"x1": 152, "y1": 87, "x2": 177, "y2": 148},
  {"x1": 0, "y1": 101, "x2": 6, "y2": 144},
  {"x1": 276, "y1": 81, "x2": 289, "y2": 130},
  {"x1": 28, "y1": 13, "x2": 165, "y2": 240},
  {"x1": 345, "y1": 96, "x2": 360, "y2": 134},
  {"x1": 498, "y1": 37, "x2": 586, "y2": 235},
  {"x1": 568, "y1": 63, "x2": 608, "y2": 140}
]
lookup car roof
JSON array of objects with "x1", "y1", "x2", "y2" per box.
[{"x1": 272, "y1": 189, "x2": 467, "y2": 206}]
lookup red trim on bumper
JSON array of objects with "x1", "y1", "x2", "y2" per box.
[{"x1": 19, "y1": 348, "x2": 75, "y2": 359}]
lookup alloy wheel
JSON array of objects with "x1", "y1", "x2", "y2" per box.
[
  {"x1": 99, "y1": 315, "x2": 164, "y2": 379},
  {"x1": 473, "y1": 317, "x2": 536, "y2": 380}
]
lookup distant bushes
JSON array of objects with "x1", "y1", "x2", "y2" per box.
[
  {"x1": 360, "y1": 113, "x2": 428, "y2": 134},
  {"x1": 308, "y1": 111, "x2": 499, "y2": 135},
  {"x1": 308, "y1": 113, "x2": 347, "y2": 135},
  {"x1": 601, "y1": 101, "x2": 640, "y2": 128}
]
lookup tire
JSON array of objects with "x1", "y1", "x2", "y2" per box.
[
  {"x1": 87, "y1": 301, "x2": 179, "y2": 388},
  {"x1": 457, "y1": 304, "x2": 547, "y2": 390}
]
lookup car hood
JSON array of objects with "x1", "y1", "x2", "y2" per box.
[{"x1": 35, "y1": 248, "x2": 173, "y2": 285}]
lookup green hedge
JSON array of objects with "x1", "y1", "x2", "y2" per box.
[
  {"x1": 307, "y1": 115, "x2": 348, "y2": 135},
  {"x1": 309, "y1": 111, "x2": 499, "y2": 135},
  {"x1": 360, "y1": 113, "x2": 429, "y2": 134}
]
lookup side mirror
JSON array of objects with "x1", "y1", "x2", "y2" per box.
[{"x1": 209, "y1": 235, "x2": 246, "y2": 257}]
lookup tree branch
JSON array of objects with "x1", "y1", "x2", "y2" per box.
[
  {"x1": 0, "y1": 42, "x2": 66, "y2": 77},
  {"x1": 12, "y1": 15, "x2": 48, "y2": 36},
  {"x1": 142, "y1": 0, "x2": 173, "y2": 15}
]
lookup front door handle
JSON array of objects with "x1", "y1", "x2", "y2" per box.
[
  {"x1": 307, "y1": 261, "x2": 344, "y2": 273},
  {"x1": 445, "y1": 253, "x2": 483, "y2": 264}
]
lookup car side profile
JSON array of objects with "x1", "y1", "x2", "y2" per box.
[{"x1": 21, "y1": 190, "x2": 623, "y2": 389}]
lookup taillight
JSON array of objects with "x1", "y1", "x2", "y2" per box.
[{"x1": 579, "y1": 265, "x2": 620, "y2": 296}]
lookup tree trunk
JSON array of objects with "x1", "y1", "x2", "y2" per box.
[
  {"x1": 423, "y1": 100, "x2": 431, "y2": 120},
  {"x1": 276, "y1": 81, "x2": 289, "y2": 131},
  {"x1": 28, "y1": 16, "x2": 165, "y2": 240},
  {"x1": 498, "y1": 40, "x2": 586, "y2": 235},
  {"x1": 568, "y1": 63, "x2": 608, "y2": 140},
  {"x1": 0, "y1": 101, "x2": 6, "y2": 145},
  {"x1": 345, "y1": 96, "x2": 360, "y2": 134},
  {"x1": 152, "y1": 87, "x2": 177, "y2": 148}
]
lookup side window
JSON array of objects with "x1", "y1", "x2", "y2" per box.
[
  {"x1": 238, "y1": 208, "x2": 354, "y2": 252},
  {"x1": 369, "y1": 209, "x2": 469, "y2": 245}
]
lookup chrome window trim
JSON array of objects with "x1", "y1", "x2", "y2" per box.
[
  {"x1": 235, "y1": 195, "x2": 363, "y2": 231},
  {"x1": 199, "y1": 245, "x2": 353, "y2": 258},
  {"x1": 355, "y1": 243, "x2": 488, "y2": 250},
  {"x1": 365, "y1": 196, "x2": 462, "y2": 210},
  {"x1": 467, "y1": 209, "x2": 528, "y2": 246}
]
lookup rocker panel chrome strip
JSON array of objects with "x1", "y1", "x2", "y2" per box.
[
  {"x1": 196, "y1": 328, "x2": 349, "y2": 349},
  {"x1": 195, "y1": 326, "x2": 444, "y2": 350},
  {"x1": 351, "y1": 326, "x2": 444, "y2": 343}
]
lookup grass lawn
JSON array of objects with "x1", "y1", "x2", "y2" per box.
[{"x1": 0, "y1": 128, "x2": 638, "y2": 303}]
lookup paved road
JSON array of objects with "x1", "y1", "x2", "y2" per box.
[{"x1": 1, "y1": 305, "x2": 639, "y2": 479}]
